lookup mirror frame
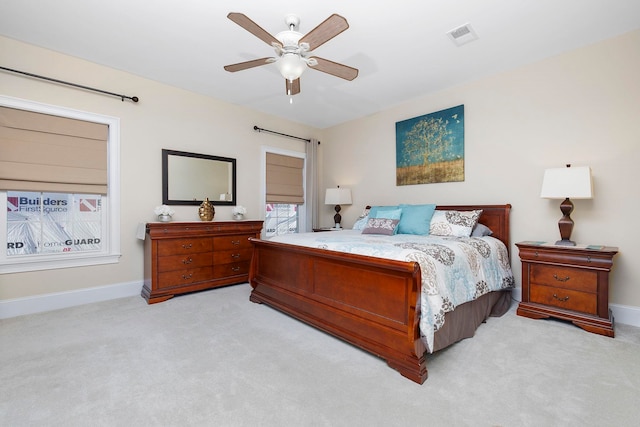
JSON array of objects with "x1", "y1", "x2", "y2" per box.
[{"x1": 162, "y1": 149, "x2": 237, "y2": 206}]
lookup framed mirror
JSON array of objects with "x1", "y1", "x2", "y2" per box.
[{"x1": 162, "y1": 149, "x2": 236, "y2": 206}]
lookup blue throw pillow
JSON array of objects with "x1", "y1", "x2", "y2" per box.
[
  {"x1": 368, "y1": 205, "x2": 399, "y2": 219},
  {"x1": 397, "y1": 204, "x2": 436, "y2": 235},
  {"x1": 371, "y1": 208, "x2": 402, "y2": 220}
]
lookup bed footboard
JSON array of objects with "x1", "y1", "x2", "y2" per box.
[{"x1": 249, "y1": 238, "x2": 428, "y2": 384}]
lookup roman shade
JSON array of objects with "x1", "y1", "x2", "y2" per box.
[
  {"x1": 0, "y1": 106, "x2": 109, "y2": 194},
  {"x1": 266, "y1": 152, "x2": 304, "y2": 204}
]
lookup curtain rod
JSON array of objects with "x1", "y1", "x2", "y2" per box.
[
  {"x1": 1, "y1": 66, "x2": 139, "y2": 103},
  {"x1": 253, "y1": 125, "x2": 318, "y2": 143}
]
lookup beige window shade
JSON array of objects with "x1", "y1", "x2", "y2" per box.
[
  {"x1": 266, "y1": 152, "x2": 304, "y2": 204},
  {"x1": 0, "y1": 106, "x2": 108, "y2": 194}
]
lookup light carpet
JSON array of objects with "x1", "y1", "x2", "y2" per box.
[{"x1": 1, "y1": 283, "x2": 639, "y2": 427}]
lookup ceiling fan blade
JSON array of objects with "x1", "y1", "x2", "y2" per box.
[
  {"x1": 299, "y1": 14, "x2": 349, "y2": 51},
  {"x1": 224, "y1": 57, "x2": 273, "y2": 72},
  {"x1": 285, "y1": 78, "x2": 301, "y2": 96},
  {"x1": 227, "y1": 12, "x2": 280, "y2": 46},
  {"x1": 308, "y1": 57, "x2": 358, "y2": 81}
]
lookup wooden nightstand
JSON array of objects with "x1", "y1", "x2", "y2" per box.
[{"x1": 516, "y1": 241, "x2": 618, "y2": 337}]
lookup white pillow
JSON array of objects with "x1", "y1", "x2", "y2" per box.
[{"x1": 429, "y1": 210, "x2": 483, "y2": 237}]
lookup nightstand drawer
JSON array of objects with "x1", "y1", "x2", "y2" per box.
[
  {"x1": 530, "y1": 283, "x2": 597, "y2": 315},
  {"x1": 530, "y1": 264, "x2": 597, "y2": 293}
]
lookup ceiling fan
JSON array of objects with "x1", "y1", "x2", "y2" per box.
[{"x1": 223, "y1": 12, "x2": 358, "y2": 96}]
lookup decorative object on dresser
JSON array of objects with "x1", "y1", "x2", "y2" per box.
[
  {"x1": 516, "y1": 241, "x2": 618, "y2": 337},
  {"x1": 232, "y1": 205, "x2": 247, "y2": 220},
  {"x1": 540, "y1": 164, "x2": 593, "y2": 246},
  {"x1": 198, "y1": 198, "x2": 215, "y2": 221},
  {"x1": 143, "y1": 221, "x2": 263, "y2": 304},
  {"x1": 324, "y1": 186, "x2": 352, "y2": 228},
  {"x1": 153, "y1": 204, "x2": 174, "y2": 222}
]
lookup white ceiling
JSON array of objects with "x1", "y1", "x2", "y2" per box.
[{"x1": 2, "y1": 1, "x2": 639, "y2": 129}]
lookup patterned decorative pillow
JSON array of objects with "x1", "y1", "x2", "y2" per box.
[
  {"x1": 361, "y1": 217, "x2": 400, "y2": 235},
  {"x1": 429, "y1": 210, "x2": 483, "y2": 237}
]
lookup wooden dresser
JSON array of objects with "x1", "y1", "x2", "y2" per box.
[
  {"x1": 143, "y1": 220, "x2": 263, "y2": 304},
  {"x1": 516, "y1": 241, "x2": 618, "y2": 337}
]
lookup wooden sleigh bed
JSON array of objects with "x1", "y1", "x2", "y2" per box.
[{"x1": 248, "y1": 204, "x2": 513, "y2": 384}]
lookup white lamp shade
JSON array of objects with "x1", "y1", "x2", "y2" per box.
[
  {"x1": 540, "y1": 166, "x2": 593, "y2": 199},
  {"x1": 276, "y1": 53, "x2": 307, "y2": 81},
  {"x1": 325, "y1": 188, "x2": 352, "y2": 205}
]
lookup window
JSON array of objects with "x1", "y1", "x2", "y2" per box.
[
  {"x1": 0, "y1": 96, "x2": 120, "y2": 273},
  {"x1": 264, "y1": 203, "x2": 299, "y2": 238},
  {"x1": 7, "y1": 191, "x2": 104, "y2": 256},
  {"x1": 262, "y1": 148, "x2": 305, "y2": 238}
]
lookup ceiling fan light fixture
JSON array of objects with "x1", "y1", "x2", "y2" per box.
[{"x1": 276, "y1": 52, "x2": 307, "y2": 81}]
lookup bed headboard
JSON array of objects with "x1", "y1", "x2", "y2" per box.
[{"x1": 363, "y1": 204, "x2": 511, "y2": 256}]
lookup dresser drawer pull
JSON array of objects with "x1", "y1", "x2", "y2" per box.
[
  {"x1": 182, "y1": 257, "x2": 193, "y2": 264},
  {"x1": 182, "y1": 243, "x2": 193, "y2": 249},
  {"x1": 181, "y1": 273, "x2": 193, "y2": 280},
  {"x1": 231, "y1": 240, "x2": 241, "y2": 246},
  {"x1": 553, "y1": 274, "x2": 570, "y2": 282},
  {"x1": 231, "y1": 253, "x2": 241, "y2": 259},
  {"x1": 552, "y1": 293, "x2": 570, "y2": 302},
  {"x1": 231, "y1": 266, "x2": 241, "y2": 272}
]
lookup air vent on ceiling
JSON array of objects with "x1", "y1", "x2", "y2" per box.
[{"x1": 446, "y1": 23, "x2": 479, "y2": 47}]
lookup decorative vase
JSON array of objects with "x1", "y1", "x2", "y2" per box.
[
  {"x1": 198, "y1": 198, "x2": 215, "y2": 221},
  {"x1": 157, "y1": 214, "x2": 172, "y2": 222},
  {"x1": 233, "y1": 213, "x2": 244, "y2": 221}
]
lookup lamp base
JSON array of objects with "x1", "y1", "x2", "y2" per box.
[
  {"x1": 333, "y1": 204, "x2": 342, "y2": 229},
  {"x1": 554, "y1": 239, "x2": 576, "y2": 246}
]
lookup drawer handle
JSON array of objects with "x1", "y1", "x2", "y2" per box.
[
  {"x1": 231, "y1": 240, "x2": 241, "y2": 246},
  {"x1": 231, "y1": 253, "x2": 240, "y2": 259},
  {"x1": 182, "y1": 243, "x2": 193, "y2": 249},
  {"x1": 553, "y1": 293, "x2": 570, "y2": 302},
  {"x1": 182, "y1": 257, "x2": 193, "y2": 264},
  {"x1": 182, "y1": 273, "x2": 193, "y2": 280},
  {"x1": 553, "y1": 274, "x2": 570, "y2": 282},
  {"x1": 231, "y1": 266, "x2": 241, "y2": 272}
]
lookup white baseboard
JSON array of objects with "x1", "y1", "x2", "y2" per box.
[
  {"x1": 2, "y1": 282, "x2": 638, "y2": 328},
  {"x1": 610, "y1": 303, "x2": 640, "y2": 328},
  {"x1": 0, "y1": 281, "x2": 142, "y2": 319}
]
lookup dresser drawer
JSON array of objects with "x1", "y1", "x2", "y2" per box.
[
  {"x1": 529, "y1": 264, "x2": 597, "y2": 293},
  {"x1": 158, "y1": 252, "x2": 213, "y2": 273},
  {"x1": 530, "y1": 283, "x2": 597, "y2": 315},
  {"x1": 213, "y1": 261, "x2": 250, "y2": 278},
  {"x1": 157, "y1": 267, "x2": 213, "y2": 289},
  {"x1": 213, "y1": 248, "x2": 253, "y2": 265},
  {"x1": 157, "y1": 238, "x2": 212, "y2": 256},
  {"x1": 213, "y1": 235, "x2": 252, "y2": 250}
]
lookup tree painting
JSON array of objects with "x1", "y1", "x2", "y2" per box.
[{"x1": 396, "y1": 105, "x2": 464, "y2": 185}]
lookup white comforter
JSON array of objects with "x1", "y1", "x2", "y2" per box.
[{"x1": 269, "y1": 230, "x2": 514, "y2": 351}]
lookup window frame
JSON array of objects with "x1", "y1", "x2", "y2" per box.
[
  {"x1": 0, "y1": 95, "x2": 121, "y2": 273},
  {"x1": 261, "y1": 146, "x2": 307, "y2": 236}
]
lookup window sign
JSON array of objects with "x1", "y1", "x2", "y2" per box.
[{"x1": 7, "y1": 191, "x2": 103, "y2": 256}]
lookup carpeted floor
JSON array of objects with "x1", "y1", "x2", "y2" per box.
[{"x1": 1, "y1": 283, "x2": 639, "y2": 427}]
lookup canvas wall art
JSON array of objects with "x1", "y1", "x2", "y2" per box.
[{"x1": 395, "y1": 104, "x2": 464, "y2": 185}]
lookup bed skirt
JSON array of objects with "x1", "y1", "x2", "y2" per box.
[{"x1": 431, "y1": 289, "x2": 512, "y2": 352}]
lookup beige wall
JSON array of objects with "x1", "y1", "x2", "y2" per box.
[
  {"x1": 320, "y1": 29, "x2": 640, "y2": 308},
  {"x1": 0, "y1": 36, "x2": 318, "y2": 300},
  {"x1": 1, "y1": 29, "x2": 639, "y2": 314}
]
